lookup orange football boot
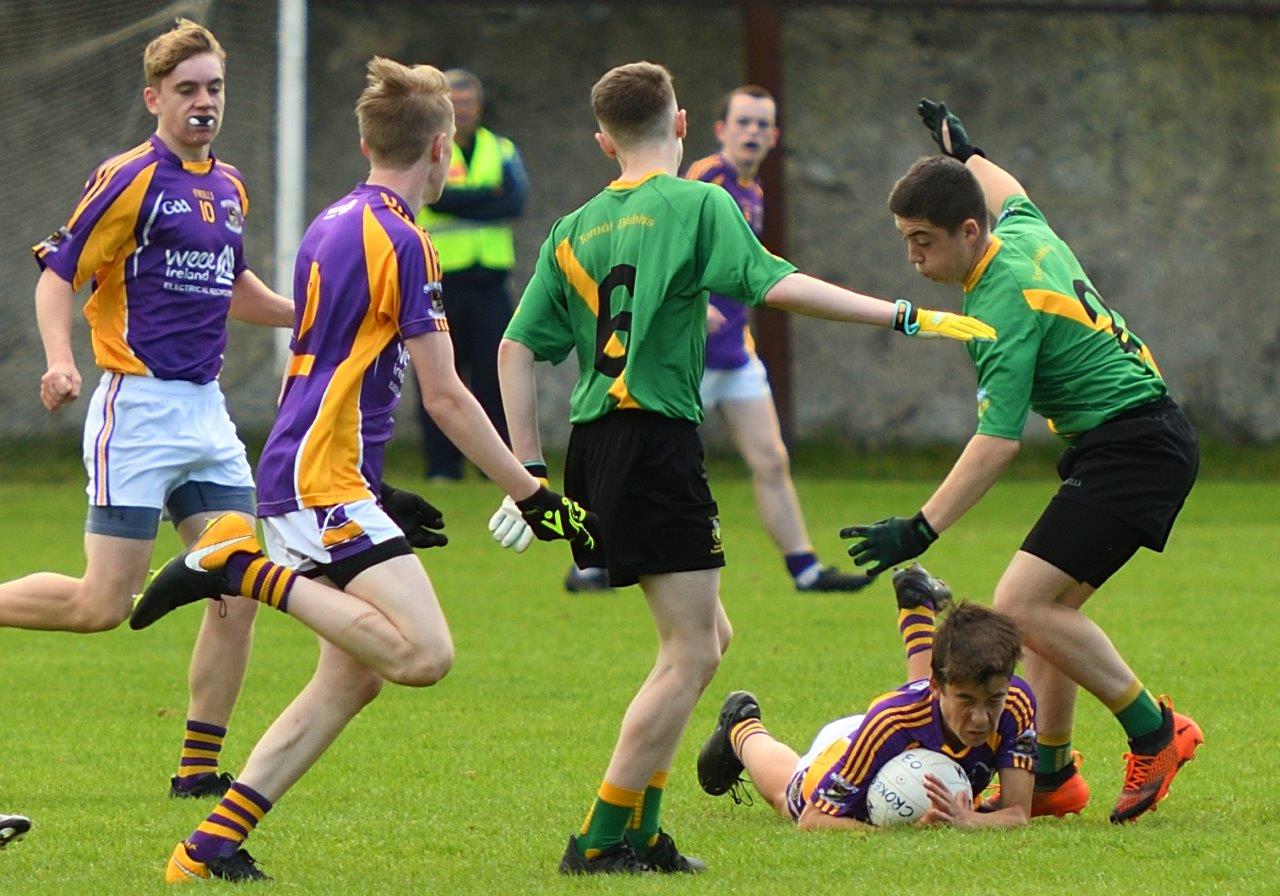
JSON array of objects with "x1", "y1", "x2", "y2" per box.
[
  {"x1": 977, "y1": 750, "x2": 1089, "y2": 817},
  {"x1": 1110, "y1": 696, "x2": 1203, "y2": 824}
]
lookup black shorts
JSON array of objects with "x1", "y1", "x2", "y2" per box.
[
  {"x1": 564, "y1": 410, "x2": 724, "y2": 588},
  {"x1": 1021, "y1": 397, "x2": 1198, "y2": 587}
]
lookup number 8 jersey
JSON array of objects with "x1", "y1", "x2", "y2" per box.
[
  {"x1": 505, "y1": 171, "x2": 795, "y2": 425},
  {"x1": 962, "y1": 195, "x2": 1166, "y2": 443}
]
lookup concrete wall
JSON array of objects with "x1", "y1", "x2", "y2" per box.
[{"x1": 2, "y1": 2, "x2": 1276, "y2": 456}]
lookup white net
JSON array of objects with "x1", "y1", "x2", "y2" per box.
[{"x1": 0, "y1": 0, "x2": 282, "y2": 471}]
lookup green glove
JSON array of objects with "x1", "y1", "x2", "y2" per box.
[
  {"x1": 840, "y1": 512, "x2": 938, "y2": 577},
  {"x1": 917, "y1": 99, "x2": 985, "y2": 163}
]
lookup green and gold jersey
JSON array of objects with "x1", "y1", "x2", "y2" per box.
[
  {"x1": 963, "y1": 196, "x2": 1166, "y2": 443},
  {"x1": 505, "y1": 170, "x2": 796, "y2": 424}
]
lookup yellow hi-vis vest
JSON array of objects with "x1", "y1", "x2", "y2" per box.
[{"x1": 417, "y1": 127, "x2": 517, "y2": 272}]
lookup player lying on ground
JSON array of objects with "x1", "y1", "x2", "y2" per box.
[
  {"x1": 493, "y1": 61, "x2": 996, "y2": 875},
  {"x1": 698, "y1": 565, "x2": 1034, "y2": 829},
  {"x1": 842, "y1": 100, "x2": 1202, "y2": 824},
  {"x1": 129, "y1": 57, "x2": 596, "y2": 884}
]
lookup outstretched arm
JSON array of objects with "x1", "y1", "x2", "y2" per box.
[{"x1": 764, "y1": 273, "x2": 995, "y2": 343}]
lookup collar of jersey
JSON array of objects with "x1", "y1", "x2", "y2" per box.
[
  {"x1": 962, "y1": 235, "x2": 1002, "y2": 293},
  {"x1": 150, "y1": 134, "x2": 215, "y2": 175},
  {"x1": 608, "y1": 170, "x2": 667, "y2": 191}
]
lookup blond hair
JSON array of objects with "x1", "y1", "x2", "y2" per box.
[
  {"x1": 143, "y1": 18, "x2": 225, "y2": 86},
  {"x1": 356, "y1": 57, "x2": 453, "y2": 169},
  {"x1": 591, "y1": 61, "x2": 676, "y2": 147}
]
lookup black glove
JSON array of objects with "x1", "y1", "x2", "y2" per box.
[
  {"x1": 917, "y1": 99, "x2": 985, "y2": 163},
  {"x1": 380, "y1": 482, "x2": 447, "y2": 549},
  {"x1": 515, "y1": 486, "x2": 601, "y2": 550},
  {"x1": 840, "y1": 511, "x2": 938, "y2": 577}
]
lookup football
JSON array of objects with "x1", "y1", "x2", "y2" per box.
[{"x1": 865, "y1": 748, "x2": 973, "y2": 827}]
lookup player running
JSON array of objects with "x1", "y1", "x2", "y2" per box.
[
  {"x1": 493, "y1": 62, "x2": 996, "y2": 874},
  {"x1": 842, "y1": 100, "x2": 1203, "y2": 824},
  {"x1": 130, "y1": 57, "x2": 594, "y2": 883},
  {"x1": 5, "y1": 19, "x2": 294, "y2": 800},
  {"x1": 698, "y1": 565, "x2": 1036, "y2": 830}
]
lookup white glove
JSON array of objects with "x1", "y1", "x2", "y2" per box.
[{"x1": 488, "y1": 495, "x2": 534, "y2": 553}]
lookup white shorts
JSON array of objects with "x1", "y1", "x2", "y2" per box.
[
  {"x1": 796, "y1": 713, "x2": 866, "y2": 775},
  {"x1": 700, "y1": 356, "x2": 772, "y2": 411},
  {"x1": 262, "y1": 498, "x2": 403, "y2": 572},
  {"x1": 83, "y1": 373, "x2": 253, "y2": 509}
]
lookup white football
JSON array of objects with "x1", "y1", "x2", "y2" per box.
[{"x1": 865, "y1": 748, "x2": 973, "y2": 827}]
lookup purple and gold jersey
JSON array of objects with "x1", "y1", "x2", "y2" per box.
[
  {"x1": 256, "y1": 184, "x2": 449, "y2": 516},
  {"x1": 787, "y1": 675, "x2": 1037, "y2": 822},
  {"x1": 32, "y1": 135, "x2": 249, "y2": 383},
  {"x1": 685, "y1": 153, "x2": 764, "y2": 371}
]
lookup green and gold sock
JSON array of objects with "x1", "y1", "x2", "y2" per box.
[
  {"x1": 625, "y1": 771, "x2": 668, "y2": 852},
  {"x1": 1110, "y1": 681, "x2": 1164, "y2": 741},
  {"x1": 577, "y1": 781, "x2": 642, "y2": 858}
]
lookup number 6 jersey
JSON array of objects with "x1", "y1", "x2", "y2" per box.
[
  {"x1": 962, "y1": 195, "x2": 1166, "y2": 443},
  {"x1": 504, "y1": 171, "x2": 795, "y2": 425}
]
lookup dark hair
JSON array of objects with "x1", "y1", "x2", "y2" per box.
[
  {"x1": 717, "y1": 84, "x2": 774, "y2": 122},
  {"x1": 888, "y1": 156, "x2": 988, "y2": 234},
  {"x1": 931, "y1": 602, "x2": 1021, "y2": 687},
  {"x1": 591, "y1": 61, "x2": 676, "y2": 146}
]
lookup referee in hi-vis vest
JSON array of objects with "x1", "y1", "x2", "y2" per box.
[{"x1": 417, "y1": 69, "x2": 528, "y2": 480}]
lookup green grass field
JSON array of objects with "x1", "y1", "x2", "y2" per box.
[{"x1": 1, "y1": 464, "x2": 1277, "y2": 894}]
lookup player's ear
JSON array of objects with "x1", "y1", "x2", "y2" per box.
[
  {"x1": 430, "y1": 131, "x2": 450, "y2": 163},
  {"x1": 674, "y1": 108, "x2": 688, "y2": 140},
  {"x1": 359, "y1": 137, "x2": 372, "y2": 161},
  {"x1": 714, "y1": 118, "x2": 727, "y2": 144},
  {"x1": 594, "y1": 131, "x2": 617, "y2": 159},
  {"x1": 962, "y1": 218, "x2": 982, "y2": 242},
  {"x1": 143, "y1": 85, "x2": 160, "y2": 115}
]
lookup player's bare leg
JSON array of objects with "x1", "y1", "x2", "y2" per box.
[
  {"x1": 178, "y1": 512, "x2": 258, "y2": 727},
  {"x1": 232, "y1": 636, "x2": 384, "y2": 799},
  {"x1": 720, "y1": 395, "x2": 869, "y2": 592},
  {"x1": 279, "y1": 555, "x2": 454, "y2": 687},
  {"x1": 993, "y1": 550, "x2": 1200, "y2": 821},
  {"x1": 605, "y1": 570, "x2": 722, "y2": 788},
  {"x1": 0, "y1": 533, "x2": 152, "y2": 632},
  {"x1": 719, "y1": 396, "x2": 810, "y2": 556},
  {"x1": 992, "y1": 552, "x2": 1137, "y2": 704},
  {"x1": 738, "y1": 732, "x2": 799, "y2": 818}
]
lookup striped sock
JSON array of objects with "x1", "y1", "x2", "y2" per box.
[
  {"x1": 1036, "y1": 735, "x2": 1074, "y2": 778},
  {"x1": 898, "y1": 605, "x2": 936, "y2": 665},
  {"x1": 577, "y1": 781, "x2": 642, "y2": 858},
  {"x1": 174, "y1": 720, "x2": 226, "y2": 788},
  {"x1": 185, "y1": 781, "x2": 272, "y2": 862},
  {"x1": 785, "y1": 552, "x2": 820, "y2": 587},
  {"x1": 730, "y1": 718, "x2": 769, "y2": 759},
  {"x1": 225, "y1": 552, "x2": 295, "y2": 613},
  {"x1": 626, "y1": 770, "x2": 668, "y2": 851}
]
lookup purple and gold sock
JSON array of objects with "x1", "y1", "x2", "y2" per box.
[
  {"x1": 729, "y1": 718, "x2": 769, "y2": 759},
  {"x1": 225, "y1": 552, "x2": 296, "y2": 613},
  {"x1": 173, "y1": 720, "x2": 226, "y2": 789},
  {"x1": 898, "y1": 605, "x2": 936, "y2": 664},
  {"x1": 185, "y1": 781, "x2": 273, "y2": 862}
]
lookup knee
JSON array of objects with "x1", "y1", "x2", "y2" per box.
[
  {"x1": 717, "y1": 620, "x2": 734, "y2": 658},
  {"x1": 393, "y1": 640, "x2": 454, "y2": 688},
  {"x1": 678, "y1": 641, "x2": 722, "y2": 692},
  {"x1": 70, "y1": 588, "x2": 132, "y2": 633},
  {"x1": 992, "y1": 590, "x2": 1037, "y2": 641},
  {"x1": 748, "y1": 443, "x2": 790, "y2": 484}
]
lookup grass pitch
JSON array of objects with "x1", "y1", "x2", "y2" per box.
[{"x1": 0, "y1": 466, "x2": 1275, "y2": 894}]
